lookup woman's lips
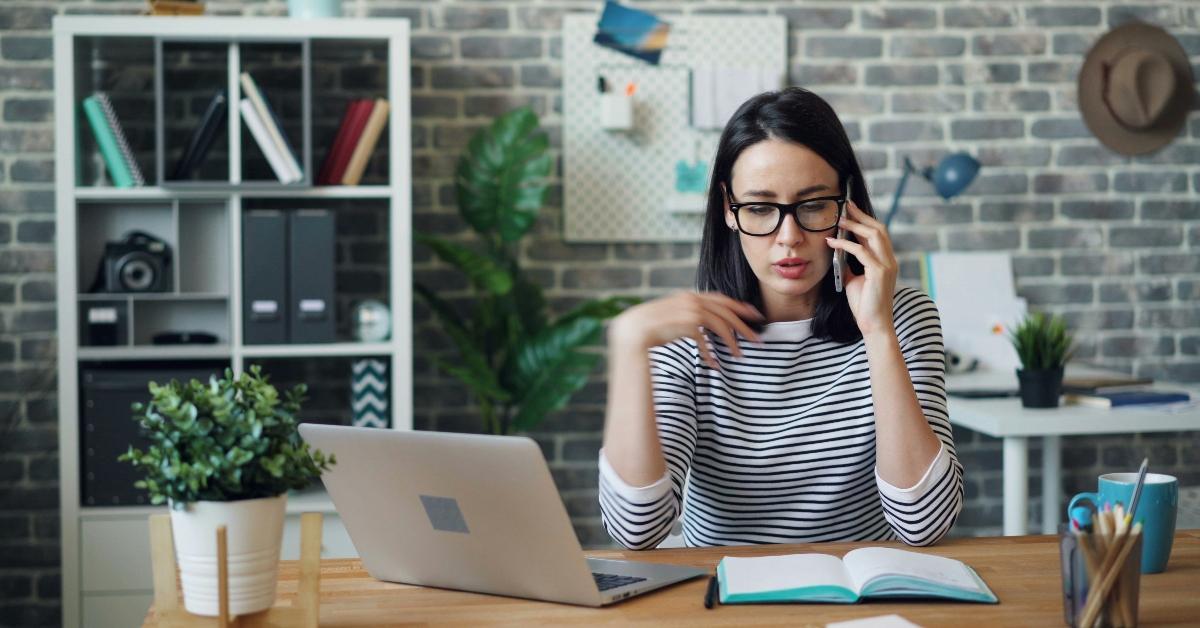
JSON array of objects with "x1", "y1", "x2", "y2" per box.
[{"x1": 772, "y1": 261, "x2": 808, "y2": 279}]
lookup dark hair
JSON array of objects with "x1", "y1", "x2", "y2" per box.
[{"x1": 697, "y1": 87, "x2": 874, "y2": 344}]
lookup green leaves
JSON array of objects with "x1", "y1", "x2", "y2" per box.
[
  {"x1": 455, "y1": 107, "x2": 550, "y2": 242},
  {"x1": 415, "y1": 233, "x2": 514, "y2": 295},
  {"x1": 1009, "y1": 312, "x2": 1075, "y2": 371},
  {"x1": 118, "y1": 365, "x2": 336, "y2": 508},
  {"x1": 414, "y1": 107, "x2": 639, "y2": 435}
]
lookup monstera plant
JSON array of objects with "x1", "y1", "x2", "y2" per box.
[{"x1": 416, "y1": 107, "x2": 637, "y2": 435}]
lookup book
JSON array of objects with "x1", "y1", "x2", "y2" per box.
[
  {"x1": 340, "y1": 98, "x2": 389, "y2": 185},
  {"x1": 1061, "y1": 375, "x2": 1154, "y2": 395},
  {"x1": 170, "y1": 89, "x2": 227, "y2": 180},
  {"x1": 94, "y1": 93, "x2": 144, "y2": 186},
  {"x1": 717, "y1": 547, "x2": 998, "y2": 605},
  {"x1": 239, "y1": 72, "x2": 302, "y2": 181},
  {"x1": 323, "y1": 99, "x2": 374, "y2": 185},
  {"x1": 1063, "y1": 390, "x2": 1192, "y2": 408},
  {"x1": 239, "y1": 98, "x2": 298, "y2": 183},
  {"x1": 81, "y1": 95, "x2": 135, "y2": 188},
  {"x1": 317, "y1": 99, "x2": 362, "y2": 184}
]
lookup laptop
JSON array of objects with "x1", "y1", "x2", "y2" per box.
[{"x1": 299, "y1": 424, "x2": 706, "y2": 606}]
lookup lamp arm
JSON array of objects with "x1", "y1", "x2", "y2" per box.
[{"x1": 884, "y1": 157, "x2": 917, "y2": 228}]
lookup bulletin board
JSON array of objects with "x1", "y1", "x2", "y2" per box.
[{"x1": 562, "y1": 14, "x2": 787, "y2": 242}]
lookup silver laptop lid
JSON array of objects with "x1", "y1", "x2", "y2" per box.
[{"x1": 299, "y1": 424, "x2": 604, "y2": 606}]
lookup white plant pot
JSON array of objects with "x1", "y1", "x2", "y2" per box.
[{"x1": 170, "y1": 494, "x2": 287, "y2": 616}]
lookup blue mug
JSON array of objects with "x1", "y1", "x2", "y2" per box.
[{"x1": 1068, "y1": 472, "x2": 1178, "y2": 573}]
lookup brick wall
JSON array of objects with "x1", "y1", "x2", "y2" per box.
[{"x1": 2, "y1": 1, "x2": 1199, "y2": 625}]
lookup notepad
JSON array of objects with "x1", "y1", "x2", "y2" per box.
[{"x1": 717, "y1": 547, "x2": 998, "y2": 605}]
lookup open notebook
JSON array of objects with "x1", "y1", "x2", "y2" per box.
[{"x1": 717, "y1": 547, "x2": 998, "y2": 604}]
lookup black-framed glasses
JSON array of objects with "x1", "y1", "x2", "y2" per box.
[{"x1": 727, "y1": 186, "x2": 849, "y2": 236}]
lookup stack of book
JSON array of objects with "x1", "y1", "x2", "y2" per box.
[
  {"x1": 239, "y1": 72, "x2": 303, "y2": 184},
  {"x1": 1062, "y1": 375, "x2": 1193, "y2": 408},
  {"x1": 317, "y1": 98, "x2": 390, "y2": 186},
  {"x1": 81, "y1": 92, "x2": 145, "y2": 188}
]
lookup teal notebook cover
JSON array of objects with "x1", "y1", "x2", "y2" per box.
[
  {"x1": 718, "y1": 547, "x2": 998, "y2": 605},
  {"x1": 82, "y1": 96, "x2": 134, "y2": 188}
]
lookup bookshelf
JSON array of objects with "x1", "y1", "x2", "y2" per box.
[{"x1": 53, "y1": 16, "x2": 412, "y2": 628}]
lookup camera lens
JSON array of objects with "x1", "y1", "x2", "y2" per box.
[{"x1": 117, "y1": 253, "x2": 158, "y2": 291}]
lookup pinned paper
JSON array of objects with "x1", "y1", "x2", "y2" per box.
[
  {"x1": 923, "y1": 252, "x2": 1025, "y2": 371},
  {"x1": 691, "y1": 64, "x2": 786, "y2": 130}
]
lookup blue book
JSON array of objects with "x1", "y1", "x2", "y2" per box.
[
  {"x1": 1064, "y1": 390, "x2": 1192, "y2": 408},
  {"x1": 717, "y1": 548, "x2": 998, "y2": 605}
]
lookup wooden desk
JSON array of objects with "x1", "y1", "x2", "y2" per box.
[{"x1": 145, "y1": 531, "x2": 1200, "y2": 627}]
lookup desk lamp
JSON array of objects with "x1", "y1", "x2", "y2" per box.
[{"x1": 883, "y1": 152, "x2": 981, "y2": 228}]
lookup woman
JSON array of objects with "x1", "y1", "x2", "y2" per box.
[{"x1": 598, "y1": 87, "x2": 963, "y2": 549}]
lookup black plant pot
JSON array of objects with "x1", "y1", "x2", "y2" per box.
[{"x1": 1016, "y1": 367, "x2": 1064, "y2": 408}]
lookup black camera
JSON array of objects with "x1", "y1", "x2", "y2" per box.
[{"x1": 89, "y1": 230, "x2": 173, "y2": 293}]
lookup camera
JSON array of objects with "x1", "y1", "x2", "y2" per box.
[{"x1": 89, "y1": 230, "x2": 173, "y2": 293}]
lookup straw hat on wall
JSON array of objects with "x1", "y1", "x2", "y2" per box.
[{"x1": 1078, "y1": 21, "x2": 1196, "y2": 156}]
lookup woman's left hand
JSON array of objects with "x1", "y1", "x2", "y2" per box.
[{"x1": 825, "y1": 200, "x2": 898, "y2": 338}]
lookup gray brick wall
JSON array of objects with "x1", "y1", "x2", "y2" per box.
[{"x1": 2, "y1": 1, "x2": 1200, "y2": 625}]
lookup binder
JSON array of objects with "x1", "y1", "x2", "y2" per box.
[
  {"x1": 242, "y1": 210, "x2": 289, "y2": 344},
  {"x1": 288, "y1": 210, "x2": 337, "y2": 343}
]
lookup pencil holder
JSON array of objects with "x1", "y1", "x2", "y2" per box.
[
  {"x1": 599, "y1": 93, "x2": 634, "y2": 131},
  {"x1": 1059, "y1": 524, "x2": 1142, "y2": 627}
]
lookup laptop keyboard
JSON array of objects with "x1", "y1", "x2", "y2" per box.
[{"x1": 592, "y1": 572, "x2": 647, "y2": 591}]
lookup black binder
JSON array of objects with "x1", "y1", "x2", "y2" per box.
[
  {"x1": 288, "y1": 209, "x2": 336, "y2": 343},
  {"x1": 242, "y1": 210, "x2": 289, "y2": 344}
]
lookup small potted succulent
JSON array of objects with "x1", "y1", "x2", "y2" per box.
[
  {"x1": 120, "y1": 365, "x2": 334, "y2": 616},
  {"x1": 1009, "y1": 312, "x2": 1075, "y2": 408}
]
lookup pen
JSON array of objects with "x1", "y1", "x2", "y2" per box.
[
  {"x1": 1126, "y1": 457, "x2": 1150, "y2": 525},
  {"x1": 704, "y1": 574, "x2": 719, "y2": 609}
]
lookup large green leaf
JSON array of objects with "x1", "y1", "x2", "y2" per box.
[
  {"x1": 506, "y1": 316, "x2": 606, "y2": 398},
  {"x1": 416, "y1": 233, "x2": 513, "y2": 295},
  {"x1": 509, "y1": 352, "x2": 600, "y2": 432},
  {"x1": 455, "y1": 107, "x2": 549, "y2": 242},
  {"x1": 415, "y1": 284, "x2": 506, "y2": 398},
  {"x1": 510, "y1": 274, "x2": 548, "y2": 338},
  {"x1": 413, "y1": 283, "x2": 466, "y2": 339},
  {"x1": 430, "y1": 356, "x2": 511, "y2": 404}
]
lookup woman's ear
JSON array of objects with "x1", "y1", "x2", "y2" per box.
[{"x1": 721, "y1": 183, "x2": 737, "y2": 230}]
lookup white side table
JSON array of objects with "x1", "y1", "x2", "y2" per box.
[{"x1": 947, "y1": 370, "x2": 1200, "y2": 535}]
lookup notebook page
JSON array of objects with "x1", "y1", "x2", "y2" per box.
[
  {"x1": 842, "y1": 547, "x2": 979, "y2": 592},
  {"x1": 722, "y1": 553, "x2": 854, "y2": 595}
]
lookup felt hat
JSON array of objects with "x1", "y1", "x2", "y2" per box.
[{"x1": 1077, "y1": 21, "x2": 1195, "y2": 156}]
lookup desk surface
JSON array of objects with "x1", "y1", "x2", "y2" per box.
[
  {"x1": 946, "y1": 370, "x2": 1200, "y2": 438},
  {"x1": 146, "y1": 530, "x2": 1200, "y2": 627}
]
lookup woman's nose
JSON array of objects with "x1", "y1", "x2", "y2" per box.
[{"x1": 775, "y1": 212, "x2": 806, "y2": 245}]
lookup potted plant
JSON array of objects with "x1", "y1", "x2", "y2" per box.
[
  {"x1": 415, "y1": 107, "x2": 638, "y2": 435},
  {"x1": 1009, "y1": 312, "x2": 1075, "y2": 408},
  {"x1": 119, "y1": 365, "x2": 334, "y2": 616}
]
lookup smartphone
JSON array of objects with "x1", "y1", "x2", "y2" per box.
[{"x1": 832, "y1": 175, "x2": 852, "y2": 293}]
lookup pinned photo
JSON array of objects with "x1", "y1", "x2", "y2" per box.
[{"x1": 592, "y1": 1, "x2": 670, "y2": 65}]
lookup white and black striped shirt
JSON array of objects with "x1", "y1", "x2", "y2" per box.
[{"x1": 599, "y1": 286, "x2": 963, "y2": 549}]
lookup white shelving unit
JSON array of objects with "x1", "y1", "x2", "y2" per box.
[{"x1": 53, "y1": 16, "x2": 412, "y2": 628}]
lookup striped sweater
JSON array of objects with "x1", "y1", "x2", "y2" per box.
[{"x1": 598, "y1": 286, "x2": 963, "y2": 549}]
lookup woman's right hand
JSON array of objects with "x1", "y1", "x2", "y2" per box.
[{"x1": 608, "y1": 292, "x2": 765, "y2": 368}]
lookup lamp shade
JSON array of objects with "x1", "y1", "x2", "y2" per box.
[{"x1": 930, "y1": 152, "x2": 981, "y2": 200}]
